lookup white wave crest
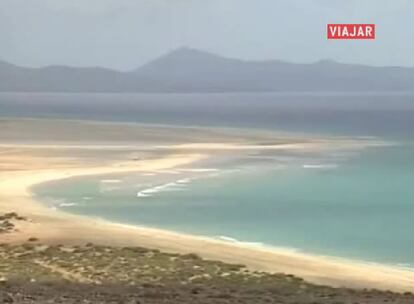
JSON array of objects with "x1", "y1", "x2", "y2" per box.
[
  {"x1": 302, "y1": 164, "x2": 338, "y2": 169},
  {"x1": 101, "y1": 179, "x2": 122, "y2": 184},
  {"x1": 176, "y1": 178, "x2": 191, "y2": 184},
  {"x1": 136, "y1": 180, "x2": 188, "y2": 198},
  {"x1": 58, "y1": 202, "x2": 78, "y2": 208},
  {"x1": 137, "y1": 192, "x2": 152, "y2": 197},
  {"x1": 217, "y1": 235, "x2": 265, "y2": 247},
  {"x1": 217, "y1": 235, "x2": 239, "y2": 242}
]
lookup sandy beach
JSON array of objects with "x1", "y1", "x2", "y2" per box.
[{"x1": 1, "y1": 118, "x2": 414, "y2": 293}]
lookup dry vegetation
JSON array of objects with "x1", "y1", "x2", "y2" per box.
[{"x1": 1, "y1": 238, "x2": 414, "y2": 304}]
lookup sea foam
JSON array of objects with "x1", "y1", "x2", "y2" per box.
[
  {"x1": 302, "y1": 164, "x2": 338, "y2": 169},
  {"x1": 101, "y1": 179, "x2": 122, "y2": 184},
  {"x1": 136, "y1": 179, "x2": 190, "y2": 198},
  {"x1": 58, "y1": 202, "x2": 78, "y2": 208}
]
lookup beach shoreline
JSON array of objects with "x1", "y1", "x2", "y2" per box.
[{"x1": 1, "y1": 118, "x2": 414, "y2": 292}]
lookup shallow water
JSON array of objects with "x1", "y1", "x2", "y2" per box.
[
  {"x1": 5, "y1": 92, "x2": 414, "y2": 265},
  {"x1": 33, "y1": 141, "x2": 414, "y2": 266}
]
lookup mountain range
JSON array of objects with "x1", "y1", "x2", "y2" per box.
[{"x1": 1, "y1": 47, "x2": 413, "y2": 93}]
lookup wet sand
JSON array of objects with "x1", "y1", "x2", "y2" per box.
[{"x1": 1, "y1": 118, "x2": 414, "y2": 292}]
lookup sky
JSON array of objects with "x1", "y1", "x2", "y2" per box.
[{"x1": 1, "y1": 0, "x2": 413, "y2": 70}]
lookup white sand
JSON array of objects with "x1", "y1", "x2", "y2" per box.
[{"x1": 1, "y1": 119, "x2": 413, "y2": 292}]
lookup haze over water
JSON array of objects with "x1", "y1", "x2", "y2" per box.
[{"x1": 3, "y1": 92, "x2": 414, "y2": 266}]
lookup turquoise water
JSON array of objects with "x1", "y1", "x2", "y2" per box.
[
  {"x1": 34, "y1": 142, "x2": 414, "y2": 266},
  {"x1": 4, "y1": 92, "x2": 413, "y2": 266}
]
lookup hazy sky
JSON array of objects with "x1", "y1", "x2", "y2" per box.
[{"x1": 1, "y1": 0, "x2": 413, "y2": 70}]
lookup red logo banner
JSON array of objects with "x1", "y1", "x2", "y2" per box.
[{"x1": 327, "y1": 24, "x2": 375, "y2": 40}]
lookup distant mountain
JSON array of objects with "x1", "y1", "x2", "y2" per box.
[
  {"x1": 1, "y1": 47, "x2": 414, "y2": 92},
  {"x1": 0, "y1": 60, "x2": 149, "y2": 92}
]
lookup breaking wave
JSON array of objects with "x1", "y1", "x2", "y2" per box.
[
  {"x1": 302, "y1": 164, "x2": 338, "y2": 169},
  {"x1": 136, "y1": 179, "x2": 191, "y2": 198},
  {"x1": 100, "y1": 179, "x2": 122, "y2": 184}
]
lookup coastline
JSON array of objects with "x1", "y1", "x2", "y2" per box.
[{"x1": 1, "y1": 118, "x2": 414, "y2": 293}]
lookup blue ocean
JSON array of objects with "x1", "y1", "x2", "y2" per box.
[{"x1": 2, "y1": 92, "x2": 414, "y2": 266}]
